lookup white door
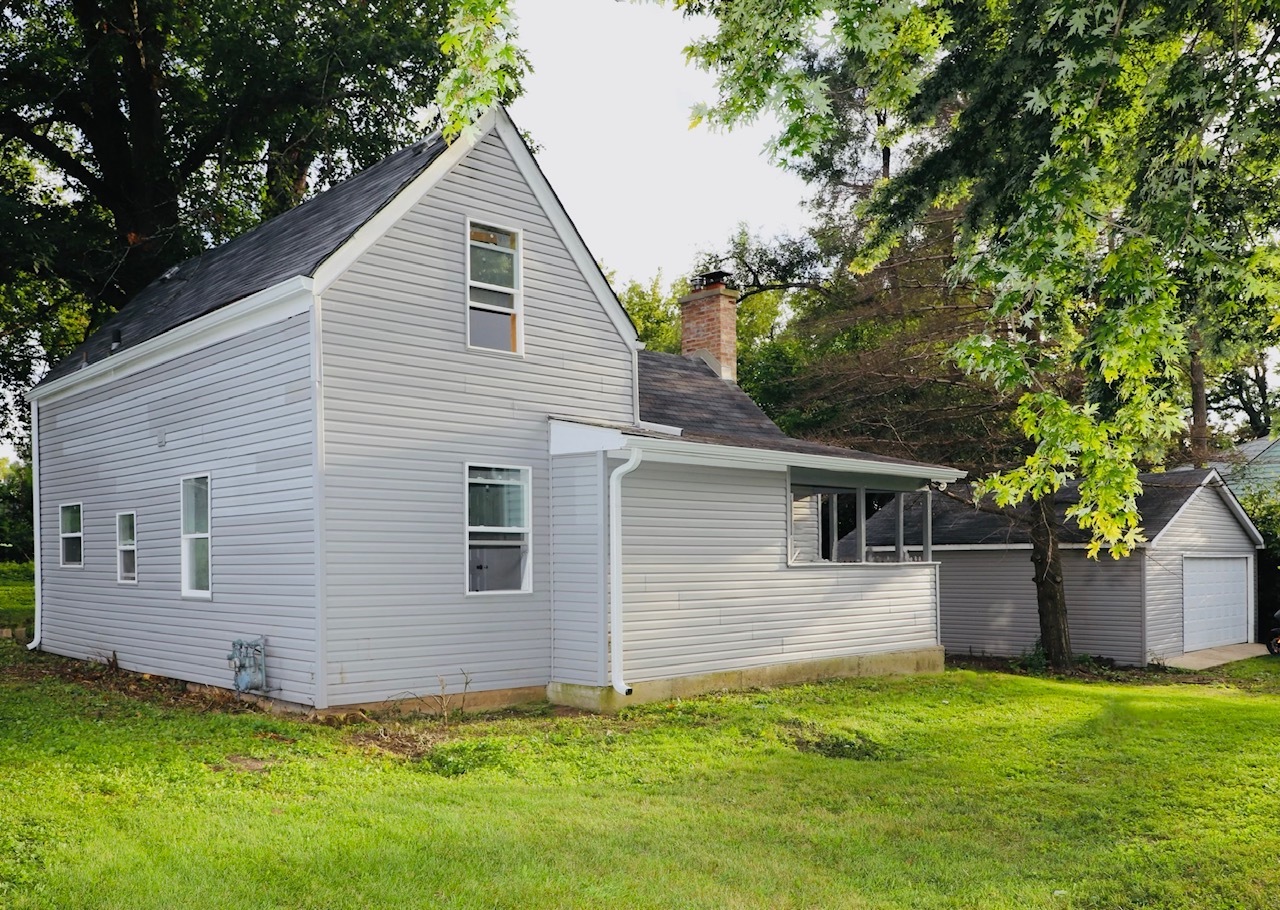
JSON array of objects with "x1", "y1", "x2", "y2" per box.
[{"x1": 1182, "y1": 556, "x2": 1250, "y2": 652}]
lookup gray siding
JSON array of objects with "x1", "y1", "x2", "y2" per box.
[
  {"x1": 550, "y1": 453, "x2": 606, "y2": 686},
  {"x1": 620, "y1": 462, "x2": 938, "y2": 682},
  {"x1": 1145, "y1": 486, "x2": 1258, "y2": 658},
  {"x1": 38, "y1": 314, "x2": 318, "y2": 704},
  {"x1": 938, "y1": 549, "x2": 1145, "y2": 665},
  {"x1": 320, "y1": 129, "x2": 635, "y2": 705}
]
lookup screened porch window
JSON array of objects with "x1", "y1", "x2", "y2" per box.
[
  {"x1": 790, "y1": 484, "x2": 928, "y2": 564},
  {"x1": 466, "y1": 465, "x2": 531, "y2": 593}
]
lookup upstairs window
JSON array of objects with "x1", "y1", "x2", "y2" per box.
[
  {"x1": 181, "y1": 475, "x2": 211, "y2": 598},
  {"x1": 117, "y1": 512, "x2": 137, "y2": 584},
  {"x1": 60, "y1": 503, "x2": 82, "y2": 567},
  {"x1": 466, "y1": 465, "x2": 531, "y2": 593},
  {"x1": 467, "y1": 221, "x2": 522, "y2": 353}
]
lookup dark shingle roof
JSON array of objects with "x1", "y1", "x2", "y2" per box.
[
  {"x1": 636, "y1": 350, "x2": 955, "y2": 472},
  {"x1": 43, "y1": 134, "x2": 449, "y2": 384},
  {"x1": 847, "y1": 468, "x2": 1219, "y2": 552}
]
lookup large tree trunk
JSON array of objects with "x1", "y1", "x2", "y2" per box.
[
  {"x1": 1029, "y1": 493, "x2": 1072, "y2": 669},
  {"x1": 1189, "y1": 335, "x2": 1210, "y2": 467}
]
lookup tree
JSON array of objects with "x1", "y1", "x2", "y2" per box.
[
  {"x1": 0, "y1": 0, "x2": 519, "y2": 442},
  {"x1": 0, "y1": 458, "x2": 32, "y2": 562}
]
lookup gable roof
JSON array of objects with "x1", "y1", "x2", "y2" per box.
[
  {"x1": 43, "y1": 136, "x2": 450, "y2": 385},
  {"x1": 849, "y1": 468, "x2": 1258, "y2": 550},
  {"x1": 636, "y1": 350, "x2": 958, "y2": 473}
]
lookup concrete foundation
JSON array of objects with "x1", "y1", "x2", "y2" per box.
[{"x1": 547, "y1": 646, "x2": 945, "y2": 712}]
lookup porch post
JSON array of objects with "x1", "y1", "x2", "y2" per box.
[
  {"x1": 896, "y1": 494, "x2": 906, "y2": 563},
  {"x1": 923, "y1": 488, "x2": 933, "y2": 562},
  {"x1": 855, "y1": 489, "x2": 866, "y2": 562}
]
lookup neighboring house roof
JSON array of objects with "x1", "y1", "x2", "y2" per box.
[
  {"x1": 636, "y1": 350, "x2": 955, "y2": 472},
  {"x1": 1211, "y1": 436, "x2": 1280, "y2": 493},
  {"x1": 42, "y1": 135, "x2": 449, "y2": 385},
  {"x1": 848, "y1": 468, "x2": 1256, "y2": 551}
]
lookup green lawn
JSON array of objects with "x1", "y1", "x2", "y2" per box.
[
  {"x1": 0, "y1": 562, "x2": 33, "y2": 629},
  {"x1": 4, "y1": 640, "x2": 1280, "y2": 909}
]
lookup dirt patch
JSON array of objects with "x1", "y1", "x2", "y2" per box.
[
  {"x1": 348, "y1": 726, "x2": 454, "y2": 759},
  {"x1": 1, "y1": 644, "x2": 260, "y2": 713},
  {"x1": 946, "y1": 652, "x2": 1270, "y2": 689},
  {"x1": 209, "y1": 755, "x2": 275, "y2": 773}
]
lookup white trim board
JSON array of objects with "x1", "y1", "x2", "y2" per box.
[{"x1": 492, "y1": 109, "x2": 641, "y2": 352}]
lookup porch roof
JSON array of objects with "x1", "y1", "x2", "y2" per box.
[{"x1": 549, "y1": 417, "x2": 966, "y2": 486}]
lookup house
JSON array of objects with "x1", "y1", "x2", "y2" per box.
[
  {"x1": 840, "y1": 469, "x2": 1262, "y2": 665},
  {"x1": 1212, "y1": 435, "x2": 1280, "y2": 497},
  {"x1": 26, "y1": 108, "x2": 965, "y2": 711}
]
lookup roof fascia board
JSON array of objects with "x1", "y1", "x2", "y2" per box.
[
  {"x1": 29, "y1": 276, "x2": 314, "y2": 405},
  {"x1": 1205, "y1": 469, "x2": 1266, "y2": 547},
  {"x1": 612, "y1": 434, "x2": 965, "y2": 483},
  {"x1": 312, "y1": 110, "x2": 497, "y2": 294},
  {"x1": 492, "y1": 109, "x2": 641, "y2": 351}
]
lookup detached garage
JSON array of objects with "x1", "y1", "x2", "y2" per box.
[{"x1": 853, "y1": 469, "x2": 1262, "y2": 666}]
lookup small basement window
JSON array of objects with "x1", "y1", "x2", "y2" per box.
[
  {"x1": 117, "y1": 512, "x2": 137, "y2": 584},
  {"x1": 60, "y1": 503, "x2": 83, "y2": 567},
  {"x1": 466, "y1": 465, "x2": 531, "y2": 593},
  {"x1": 467, "y1": 221, "x2": 522, "y2": 353},
  {"x1": 181, "y1": 475, "x2": 211, "y2": 598}
]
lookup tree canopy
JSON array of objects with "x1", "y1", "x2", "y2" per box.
[
  {"x1": 0, "y1": 0, "x2": 512, "y2": 439},
  {"x1": 664, "y1": 0, "x2": 1280, "y2": 556}
]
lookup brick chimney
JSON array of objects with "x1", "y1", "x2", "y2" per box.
[{"x1": 679, "y1": 270, "x2": 739, "y2": 382}]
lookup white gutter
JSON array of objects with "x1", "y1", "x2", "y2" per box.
[
  {"x1": 28, "y1": 399, "x2": 40, "y2": 650},
  {"x1": 607, "y1": 448, "x2": 643, "y2": 696}
]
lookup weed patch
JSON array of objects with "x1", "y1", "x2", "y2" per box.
[
  {"x1": 419, "y1": 738, "x2": 510, "y2": 776},
  {"x1": 781, "y1": 719, "x2": 894, "y2": 760}
]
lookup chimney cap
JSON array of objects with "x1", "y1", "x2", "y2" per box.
[{"x1": 691, "y1": 269, "x2": 735, "y2": 291}]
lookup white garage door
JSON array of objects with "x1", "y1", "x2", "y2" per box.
[{"x1": 1183, "y1": 556, "x2": 1251, "y2": 652}]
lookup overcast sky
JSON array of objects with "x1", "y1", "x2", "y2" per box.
[{"x1": 509, "y1": 0, "x2": 811, "y2": 286}]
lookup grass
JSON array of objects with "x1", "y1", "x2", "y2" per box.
[
  {"x1": 4, "y1": 639, "x2": 1280, "y2": 909},
  {"x1": 0, "y1": 561, "x2": 33, "y2": 629}
]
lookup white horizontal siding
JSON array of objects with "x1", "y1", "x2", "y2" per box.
[
  {"x1": 550, "y1": 453, "x2": 606, "y2": 685},
  {"x1": 620, "y1": 462, "x2": 938, "y2": 682},
  {"x1": 38, "y1": 314, "x2": 318, "y2": 704},
  {"x1": 938, "y1": 549, "x2": 1144, "y2": 665},
  {"x1": 1145, "y1": 485, "x2": 1259, "y2": 658},
  {"x1": 320, "y1": 128, "x2": 635, "y2": 705}
]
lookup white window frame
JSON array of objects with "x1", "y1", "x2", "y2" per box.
[
  {"x1": 116, "y1": 511, "x2": 137, "y2": 584},
  {"x1": 59, "y1": 502, "x2": 83, "y2": 568},
  {"x1": 180, "y1": 473, "x2": 212, "y2": 600},
  {"x1": 464, "y1": 218, "x2": 524, "y2": 356},
  {"x1": 464, "y1": 462, "x2": 533, "y2": 595}
]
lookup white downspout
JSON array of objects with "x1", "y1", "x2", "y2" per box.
[
  {"x1": 608, "y1": 447, "x2": 643, "y2": 696},
  {"x1": 28, "y1": 399, "x2": 41, "y2": 650}
]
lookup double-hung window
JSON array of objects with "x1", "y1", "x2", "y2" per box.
[
  {"x1": 466, "y1": 465, "x2": 531, "y2": 593},
  {"x1": 59, "y1": 503, "x2": 82, "y2": 567},
  {"x1": 116, "y1": 512, "x2": 137, "y2": 583},
  {"x1": 467, "y1": 222, "x2": 522, "y2": 353},
  {"x1": 181, "y1": 475, "x2": 211, "y2": 597}
]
